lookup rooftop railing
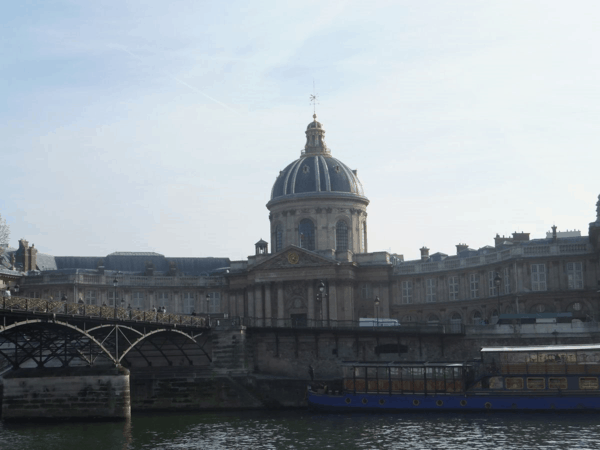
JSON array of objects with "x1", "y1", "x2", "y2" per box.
[
  {"x1": 393, "y1": 243, "x2": 593, "y2": 275},
  {"x1": 20, "y1": 273, "x2": 227, "y2": 287}
]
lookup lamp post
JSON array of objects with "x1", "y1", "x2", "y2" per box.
[
  {"x1": 494, "y1": 273, "x2": 502, "y2": 322},
  {"x1": 317, "y1": 280, "x2": 327, "y2": 325},
  {"x1": 113, "y1": 277, "x2": 118, "y2": 319},
  {"x1": 374, "y1": 296, "x2": 380, "y2": 327},
  {"x1": 206, "y1": 293, "x2": 210, "y2": 327}
]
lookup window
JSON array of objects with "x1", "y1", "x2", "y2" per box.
[
  {"x1": 549, "y1": 378, "x2": 568, "y2": 390},
  {"x1": 401, "y1": 281, "x2": 413, "y2": 304},
  {"x1": 527, "y1": 378, "x2": 545, "y2": 390},
  {"x1": 425, "y1": 279, "x2": 436, "y2": 303},
  {"x1": 488, "y1": 271, "x2": 497, "y2": 297},
  {"x1": 85, "y1": 290, "x2": 97, "y2": 306},
  {"x1": 157, "y1": 292, "x2": 169, "y2": 309},
  {"x1": 207, "y1": 292, "x2": 220, "y2": 314},
  {"x1": 472, "y1": 310, "x2": 482, "y2": 324},
  {"x1": 579, "y1": 377, "x2": 599, "y2": 390},
  {"x1": 299, "y1": 219, "x2": 315, "y2": 251},
  {"x1": 132, "y1": 292, "x2": 144, "y2": 309},
  {"x1": 427, "y1": 314, "x2": 439, "y2": 324},
  {"x1": 54, "y1": 291, "x2": 66, "y2": 302},
  {"x1": 450, "y1": 313, "x2": 462, "y2": 325},
  {"x1": 108, "y1": 291, "x2": 119, "y2": 307},
  {"x1": 183, "y1": 293, "x2": 195, "y2": 314},
  {"x1": 470, "y1": 274, "x2": 479, "y2": 299},
  {"x1": 506, "y1": 378, "x2": 524, "y2": 390},
  {"x1": 531, "y1": 264, "x2": 547, "y2": 291},
  {"x1": 448, "y1": 276, "x2": 459, "y2": 301},
  {"x1": 361, "y1": 283, "x2": 372, "y2": 300},
  {"x1": 567, "y1": 262, "x2": 583, "y2": 290},
  {"x1": 504, "y1": 267, "x2": 510, "y2": 294},
  {"x1": 336, "y1": 221, "x2": 348, "y2": 251},
  {"x1": 275, "y1": 225, "x2": 283, "y2": 253}
]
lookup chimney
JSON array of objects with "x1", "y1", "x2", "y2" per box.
[
  {"x1": 456, "y1": 243, "x2": 469, "y2": 255},
  {"x1": 552, "y1": 225, "x2": 557, "y2": 242},
  {"x1": 420, "y1": 246, "x2": 429, "y2": 262},
  {"x1": 28, "y1": 244, "x2": 37, "y2": 271}
]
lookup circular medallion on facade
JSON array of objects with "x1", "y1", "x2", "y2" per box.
[{"x1": 287, "y1": 251, "x2": 299, "y2": 264}]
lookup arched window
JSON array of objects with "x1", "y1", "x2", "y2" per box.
[
  {"x1": 336, "y1": 221, "x2": 348, "y2": 251},
  {"x1": 427, "y1": 314, "x2": 440, "y2": 324},
  {"x1": 298, "y1": 219, "x2": 315, "y2": 251},
  {"x1": 450, "y1": 313, "x2": 462, "y2": 323},
  {"x1": 401, "y1": 314, "x2": 414, "y2": 323},
  {"x1": 472, "y1": 310, "x2": 482, "y2": 324},
  {"x1": 275, "y1": 225, "x2": 283, "y2": 252}
]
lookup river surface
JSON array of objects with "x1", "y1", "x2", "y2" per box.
[{"x1": 0, "y1": 410, "x2": 599, "y2": 450}]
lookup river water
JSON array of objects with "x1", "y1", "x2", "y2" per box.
[{"x1": 0, "y1": 410, "x2": 599, "y2": 450}]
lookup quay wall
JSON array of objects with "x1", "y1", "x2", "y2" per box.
[
  {"x1": 1, "y1": 366, "x2": 130, "y2": 421},
  {"x1": 247, "y1": 329, "x2": 600, "y2": 379}
]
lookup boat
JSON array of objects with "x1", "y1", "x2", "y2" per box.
[{"x1": 307, "y1": 344, "x2": 600, "y2": 412}]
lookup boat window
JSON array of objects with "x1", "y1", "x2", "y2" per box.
[
  {"x1": 487, "y1": 377, "x2": 502, "y2": 389},
  {"x1": 367, "y1": 367, "x2": 377, "y2": 379},
  {"x1": 354, "y1": 367, "x2": 365, "y2": 378},
  {"x1": 390, "y1": 367, "x2": 399, "y2": 377},
  {"x1": 527, "y1": 377, "x2": 546, "y2": 390},
  {"x1": 548, "y1": 378, "x2": 568, "y2": 389},
  {"x1": 506, "y1": 377, "x2": 524, "y2": 389},
  {"x1": 377, "y1": 367, "x2": 388, "y2": 379},
  {"x1": 579, "y1": 377, "x2": 599, "y2": 390}
]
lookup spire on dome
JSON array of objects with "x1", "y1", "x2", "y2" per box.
[{"x1": 304, "y1": 114, "x2": 329, "y2": 155}]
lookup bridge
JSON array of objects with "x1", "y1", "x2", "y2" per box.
[{"x1": 0, "y1": 296, "x2": 212, "y2": 370}]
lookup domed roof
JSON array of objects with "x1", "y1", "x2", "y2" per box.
[
  {"x1": 270, "y1": 155, "x2": 366, "y2": 201},
  {"x1": 268, "y1": 115, "x2": 367, "y2": 204}
]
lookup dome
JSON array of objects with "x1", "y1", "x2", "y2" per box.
[
  {"x1": 270, "y1": 155, "x2": 366, "y2": 201},
  {"x1": 268, "y1": 115, "x2": 368, "y2": 204}
]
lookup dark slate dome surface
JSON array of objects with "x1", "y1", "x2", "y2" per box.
[{"x1": 270, "y1": 155, "x2": 366, "y2": 201}]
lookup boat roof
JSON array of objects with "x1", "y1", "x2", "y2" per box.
[
  {"x1": 481, "y1": 344, "x2": 600, "y2": 353},
  {"x1": 341, "y1": 361, "x2": 474, "y2": 367}
]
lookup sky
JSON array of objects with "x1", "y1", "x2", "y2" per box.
[{"x1": 1, "y1": 0, "x2": 599, "y2": 262}]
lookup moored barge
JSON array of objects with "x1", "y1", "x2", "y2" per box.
[{"x1": 308, "y1": 344, "x2": 600, "y2": 412}]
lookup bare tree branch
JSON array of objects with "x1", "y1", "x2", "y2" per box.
[{"x1": 0, "y1": 214, "x2": 10, "y2": 246}]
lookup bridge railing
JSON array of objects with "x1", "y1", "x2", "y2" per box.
[{"x1": 1, "y1": 296, "x2": 208, "y2": 327}]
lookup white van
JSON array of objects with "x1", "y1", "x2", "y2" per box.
[{"x1": 359, "y1": 318, "x2": 400, "y2": 327}]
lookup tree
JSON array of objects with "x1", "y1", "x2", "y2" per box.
[{"x1": 0, "y1": 214, "x2": 9, "y2": 247}]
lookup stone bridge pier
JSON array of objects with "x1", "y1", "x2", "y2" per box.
[{"x1": 2, "y1": 366, "x2": 130, "y2": 421}]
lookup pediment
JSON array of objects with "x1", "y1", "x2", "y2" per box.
[{"x1": 251, "y1": 245, "x2": 337, "y2": 271}]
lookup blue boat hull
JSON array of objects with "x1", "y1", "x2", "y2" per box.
[{"x1": 308, "y1": 391, "x2": 600, "y2": 412}]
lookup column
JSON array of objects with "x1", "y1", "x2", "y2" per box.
[
  {"x1": 237, "y1": 291, "x2": 244, "y2": 318},
  {"x1": 328, "y1": 281, "x2": 338, "y2": 325},
  {"x1": 264, "y1": 283, "x2": 272, "y2": 327},
  {"x1": 277, "y1": 282, "x2": 284, "y2": 327},
  {"x1": 307, "y1": 281, "x2": 315, "y2": 323},
  {"x1": 255, "y1": 285, "x2": 263, "y2": 327},
  {"x1": 322, "y1": 283, "x2": 329, "y2": 323},
  {"x1": 247, "y1": 288, "x2": 254, "y2": 325}
]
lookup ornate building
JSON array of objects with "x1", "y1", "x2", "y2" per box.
[{"x1": 3, "y1": 115, "x2": 600, "y2": 327}]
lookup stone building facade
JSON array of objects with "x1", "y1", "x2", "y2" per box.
[{"x1": 4, "y1": 115, "x2": 600, "y2": 327}]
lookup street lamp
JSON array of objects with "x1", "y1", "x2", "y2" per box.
[
  {"x1": 494, "y1": 273, "x2": 502, "y2": 322},
  {"x1": 206, "y1": 293, "x2": 210, "y2": 326},
  {"x1": 113, "y1": 277, "x2": 118, "y2": 319},
  {"x1": 317, "y1": 280, "x2": 327, "y2": 325},
  {"x1": 374, "y1": 296, "x2": 380, "y2": 327}
]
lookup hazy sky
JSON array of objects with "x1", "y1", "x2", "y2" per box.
[{"x1": 2, "y1": 1, "x2": 599, "y2": 262}]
